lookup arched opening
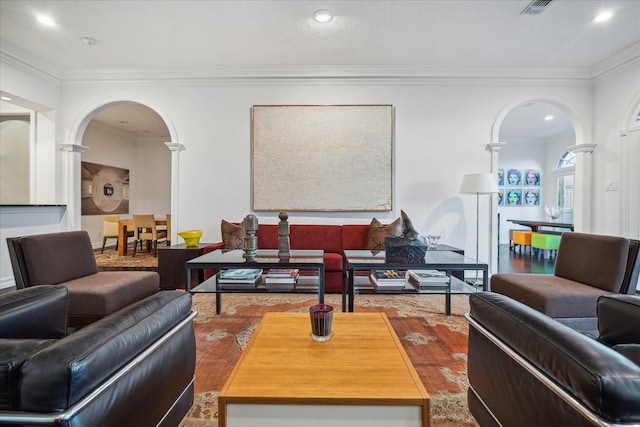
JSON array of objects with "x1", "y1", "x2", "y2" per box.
[
  {"x1": 495, "y1": 100, "x2": 577, "y2": 245},
  {"x1": 72, "y1": 100, "x2": 174, "y2": 249}
]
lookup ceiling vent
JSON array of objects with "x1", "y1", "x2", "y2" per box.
[{"x1": 521, "y1": 0, "x2": 553, "y2": 15}]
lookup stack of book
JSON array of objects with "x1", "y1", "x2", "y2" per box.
[
  {"x1": 407, "y1": 270, "x2": 450, "y2": 290},
  {"x1": 218, "y1": 268, "x2": 263, "y2": 289},
  {"x1": 295, "y1": 270, "x2": 320, "y2": 289},
  {"x1": 265, "y1": 268, "x2": 299, "y2": 290},
  {"x1": 369, "y1": 269, "x2": 407, "y2": 291}
]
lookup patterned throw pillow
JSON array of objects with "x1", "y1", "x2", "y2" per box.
[
  {"x1": 221, "y1": 220, "x2": 245, "y2": 250},
  {"x1": 365, "y1": 217, "x2": 403, "y2": 251}
]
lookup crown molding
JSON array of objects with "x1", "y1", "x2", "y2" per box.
[
  {"x1": 591, "y1": 42, "x2": 640, "y2": 81},
  {"x1": 0, "y1": 39, "x2": 61, "y2": 86},
  {"x1": 2, "y1": 36, "x2": 637, "y2": 87},
  {"x1": 57, "y1": 65, "x2": 594, "y2": 86}
]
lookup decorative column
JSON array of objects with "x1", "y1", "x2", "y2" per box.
[
  {"x1": 165, "y1": 142, "x2": 186, "y2": 245},
  {"x1": 619, "y1": 128, "x2": 640, "y2": 239},
  {"x1": 485, "y1": 142, "x2": 505, "y2": 277},
  {"x1": 569, "y1": 144, "x2": 596, "y2": 233},
  {"x1": 58, "y1": 143, "x2": 89, "y2": 230}
]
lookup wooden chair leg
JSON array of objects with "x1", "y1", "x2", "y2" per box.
[{"x1": 101, "y1": 237, "x2": 107, "y2": 253}]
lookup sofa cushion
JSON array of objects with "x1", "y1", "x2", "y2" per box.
[
  {"x1": 365, "y1": 217, "x2": 403, "y2": 251},
  {"x1": 19, "y1": 231, "x2": 98, "y2": 286},
  {"x1": 290, "y1": 225, "x2": 342, "y2": 253},
  {"x1": 341, "y1": 225, "x2": 370, "y2": 250},
  {"x1": 323, "y1": 253, "x2": 343, "y2": 272},
  {"x1": 0, "y1": 338, "x2": 57, "y2": 410},
  {"x1": 597, "y1": 294, "x2": 640, "y2": 345},
  {"x1": 490, "y1": 273, "x2": 610, "y2": 318},
  {"x1": 63, "y1": 271, "x2": 159, "y2": 318},
  {"x1": 0, "y1": 285, "x2": 68, "y2": 339},
  {"x1": 554, "y1": 232, "x2": 629, "y2": 292},
  {"x1": 613, "y1": 344, "x2": 640, "y2": 366},
  {"x1": 221, "y1": 220, "x2": 245, "y2": 250}
]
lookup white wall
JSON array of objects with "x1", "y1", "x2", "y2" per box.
[
  {"x1": 58, "y1": 79, "x2": 594, "y2": 263},
  {"x1": 0, "y1": 61, "x2": 63, "y2": 289},
  {"x1": 591, "y1": 59, "x2": 640, "y2": 237}
]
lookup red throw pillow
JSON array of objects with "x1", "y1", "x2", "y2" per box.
[
  {"x1": 365, "y1": 217, "x2": 403, "y2": 251},
  {"x1": 221, "y1": 220, "x2": 245, "y2": 250}
]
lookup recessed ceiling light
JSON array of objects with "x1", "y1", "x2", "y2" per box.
[
  {"x1": 36, "y1": 15, "x2": 56, "y2": 27},
  {"x1": 593, "y1": 11, "x2": 613, "y2": 23},
  {"x1": 82, "y1": 37, "x2": 97, "y2": 46},
  {"x1": 313, "y1": 9, "x2": 333, "y2": 23},
  {"x1": 545, "y1": 115, "x2": 554, "y2": 121},
  {"x1": 1, "y1": 96, "x2": 12, "y2": 101}
]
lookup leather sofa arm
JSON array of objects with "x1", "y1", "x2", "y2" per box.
[
  {"x1": 0, "y1": 285, "x2": 68, "y2": 339},
  {"x1": 19, "y1": 290, "x2": 193, "y2": 412},
  {"x1": 597, "y1": 294, "x2": 640, "y2": 345},
  {"x1": 469, "y1": 292, "x2": 640, "y2": 423}
]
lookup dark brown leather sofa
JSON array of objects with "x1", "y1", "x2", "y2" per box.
[
  {"x1": 491, "y1": 232, "x2": 640, "y2": 330},
  {"x1": 0, "y1": 285, "x2": 196, "y2": 427},
  {"x1": 466, "y1": 292, "x2": 640, "y2": 427},
  {"x1": 7, "y1": 231, "x2": 159, "y2": 328}
]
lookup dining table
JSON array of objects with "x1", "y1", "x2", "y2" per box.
[
  {"x1": 507, "y1": 219, "x2": 574, "y2": 233},
  {"x1": 118, "y1": 218, "x2": 167, "y2": 256}
]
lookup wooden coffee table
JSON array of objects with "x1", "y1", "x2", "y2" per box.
[{"x1": 218, "y1": 312, "x2": 429, "y2": 427}]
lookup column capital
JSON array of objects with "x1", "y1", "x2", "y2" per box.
[
  {"x1": 485, "y1": 142, "x2": 506, "y2": 152},
  {"x1": 568, "y1": 143, "x2": 597, "y2": 154},
  {"x1": 58, "y1": 143, "x2": 89, "y2": 153},
  {"x1": 165, "y1": 142, "x2": 186, "y2": 152}
]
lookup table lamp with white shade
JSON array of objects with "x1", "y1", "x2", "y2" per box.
[{"x1": 460, "y1": 173, "x2": 499, "y2": 285}]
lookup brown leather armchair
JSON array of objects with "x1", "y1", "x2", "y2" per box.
[
  {"x1": 467, "y1": 292, "x2": 640, "y2": 427},
  {"x1": 0, "y1": 285, "x2": 196, "y2": 427}
]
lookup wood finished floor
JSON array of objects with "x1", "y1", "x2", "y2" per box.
[{"x1": 496, "y1": 243, "x2": 556, "y2": 275}]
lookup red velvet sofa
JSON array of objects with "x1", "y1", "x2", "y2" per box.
[{"x1": 204, "y1": 224, "x2": 375, "y2": 293}]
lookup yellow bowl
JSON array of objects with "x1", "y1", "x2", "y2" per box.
[{"x1": 177, "y1": 229, "x2": 203, "y2": 247}]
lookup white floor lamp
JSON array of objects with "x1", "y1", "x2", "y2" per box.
[{"x1": 460, "y1": 173, "x2": 499, "y2": 286}]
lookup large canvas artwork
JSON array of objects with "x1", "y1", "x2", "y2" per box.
[
  {"x1": 81, "y1": 161, "x2": 130, "y2": 215},
  {"x1": 251, "y1": 105, "x2": 394, "y2": 211}
]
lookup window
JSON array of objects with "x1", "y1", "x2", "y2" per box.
[
  {"x1": 554, "y1": 150, "x2": 575, "y2": 222},
  {"x1": 556, "y1": 150, "x2": 575, "y2": 169}
]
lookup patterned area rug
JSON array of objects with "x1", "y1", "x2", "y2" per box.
[
  {"x1": 183, "y1": 293, "x2": 478, "y2": 427},
  {"x1": 94, "y1": 248, "x2": 158, "y2": 269}
]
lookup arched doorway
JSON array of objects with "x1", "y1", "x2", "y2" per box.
[
  {"x1": 64, "y1": 99, "x2": 179, "y2": 248},
  {"x1": 487, "y1": 97, "x2": 587, "y2": 271},
  {"x1": 496, "y1": 101, "x2": 576, "y2": 243}
]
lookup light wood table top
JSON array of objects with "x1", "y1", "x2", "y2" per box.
[{"x1": 219, "y1": 312, "x2": 429, "y2": 426}]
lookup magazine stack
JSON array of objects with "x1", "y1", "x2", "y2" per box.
[
  {"x1": 407, "y1": 270, "x2": 450, "y2": 290},
  {"x1": 369, "y1": 269, "x2": 407, "y2": 291},
  {"x1": 217, "y1": 268, "x2": 263, "y2": 289},
  {"x1": 265, "y1": 268, "x2": 299, "y2": 290}
]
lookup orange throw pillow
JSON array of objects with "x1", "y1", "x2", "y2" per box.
[
  {"x1": 221, "y1": 220, "x2": 245, "y2": 250},
  {"x1": 365, "y1": 217, "x2": 403, "y2": 251}
]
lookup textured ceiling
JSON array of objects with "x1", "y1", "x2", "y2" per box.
[
  {"x1": 1, "y1": 0, "x2": 639, "y2": 71},
  {"x1": 1, "y1": 0, "x2": 638, "y2": 139}
]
